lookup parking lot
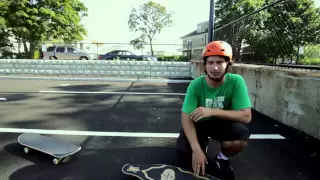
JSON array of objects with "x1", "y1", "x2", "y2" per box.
[{"x1": 0, "y1": 77, "x2": 319, "y2": 180}]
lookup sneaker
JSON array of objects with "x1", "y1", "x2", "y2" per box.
[{"x1": 215, "y1": 154, "x2": 235, "y2": 180}]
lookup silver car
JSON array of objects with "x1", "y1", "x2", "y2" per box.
[{"x1": 43, "y1": 46, "x2": 93, "y2": 60}]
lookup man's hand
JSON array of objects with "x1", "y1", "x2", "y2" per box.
[
  {"x1": 190, "y1": 107, "x2": 215, "y2": 122},
  {"x1": 192, "y1": 148, "x2": 208, "y2": 176}
]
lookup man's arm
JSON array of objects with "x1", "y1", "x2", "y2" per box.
[
  {"x1": 180, "y1": 80, "x2": 201, "y2": 150},
  {"x1": 181, "y1": 112, "x2": 202, "y2": 151},
  {"x1": 210, "y1": 108, "x2": 251, "y2": 124}
]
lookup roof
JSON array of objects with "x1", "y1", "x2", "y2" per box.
[{"x1": 180, "y1": 30, "x2": 207, "y2": 39}]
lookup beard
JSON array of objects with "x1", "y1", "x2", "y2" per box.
[
  {"x1": 206, "y1": 68, "x2": 228, "y2": 82},
  {"x1": 208, "y1": 73, "x2": 225, "y2": 82}
]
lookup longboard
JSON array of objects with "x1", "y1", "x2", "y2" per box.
[
  {"x1": 122, "y1": 163, "x2": 221, "y2": 180},
  {"x1": 18, "y1": 133, "x2": 81, "y2": 165}
]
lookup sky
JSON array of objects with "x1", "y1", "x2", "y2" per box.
[
  {"x1": 79, "y1": 0, "x2": 211, "y2": 54},
  {"x1": 78, "y1": 0, "x2": 320, "y2": 55}
]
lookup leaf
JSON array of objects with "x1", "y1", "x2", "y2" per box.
[
  {"x1": 128, "y1": 1, "x2": 173, "y2": 56},
  {"x1": 214, "y1": 0, "x2": 320, "y2": 62},
  {"x1": 1, "y1": 0, "x2": 88, "y2": 53}
]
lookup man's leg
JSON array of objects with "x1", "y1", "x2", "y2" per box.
[
  {"x1": 175, "y1": 121, "x2": 209, "y2": 170},
  {"x1": 211, "y1": 120, "x2": 250, "y2": 180}
]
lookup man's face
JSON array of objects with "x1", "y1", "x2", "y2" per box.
[{"x1": 205, "y1": 56, "x2": 228, "y2": 81}]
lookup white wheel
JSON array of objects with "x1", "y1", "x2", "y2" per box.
[
  {"x1": 23, "y1": 147, "x2": 29, "y2": 153},
  {"x1": 53, "y1": 158, "x2": 60, "y2": 165}
]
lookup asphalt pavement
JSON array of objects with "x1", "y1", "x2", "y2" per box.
[{"x1": 0, "y1": 78, "x2": 319, "y2": 180}]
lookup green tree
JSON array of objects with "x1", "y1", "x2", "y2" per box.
[
  {"x1": 214, "y1": 0, "x2": 266, "y2": 60},
  {"x1": 128, "y1": 1, "x2": 173, "y2": 56},
  {"x1": 0, "y1": 0, "x2": 9, "y2": 28},
  {"x1": 214, "y1": 0, "x2": 320, "y2": 64},
  {"x1": 264, "y1": 0, "x2": 320, "y2": 60},
  {"x1": 130, "y1": 35, "x2": 146, "y2": 50},
  {"x1": 0, "y1": 0, "x2": 12, "y2": 58},
  {"x1": 3, "y1": 0, "x2": 88, "y2": 58}
]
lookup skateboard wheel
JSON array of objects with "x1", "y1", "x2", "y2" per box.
[
  {"x1": 23, "y1": 147, "x2": 29, "y2": 153},
  {"x1": 53, "y1": 158, "x2": 60, "y2": 165}
]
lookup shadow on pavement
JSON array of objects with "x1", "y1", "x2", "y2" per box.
[
  {"x1": 0, "y1": 93, "x2": 35, "y2": 102},
  {"x1": 5, "y1": 136, "x2": 320, "y2": 180},
  {"x1": 3, "y1": 142, "x2": 81, "y2": 165},
  {"x1": 33, "y1": 81, "x2": 184, "y2": 133},
  {"x1": 5, "y1": 141, "x2": 222, "y2": 180},
  {"x1": 53, "y1": 84, "x2": 114, "y2": 92},
  {"x1": 43, "y1": 94, "x2": 182, "y2": 132},
  {"x1": 2, "y1": 80, "x2": 320, "y2": 180}
]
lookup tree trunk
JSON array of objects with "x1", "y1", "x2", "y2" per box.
[
  {"x1": 17, "y1": 37, "x2": 21, "y2": 58},
  {"x1": 149, "y1": 39, "x2": 154, "y2": 56},
  {"x1": 29, "y1": 42, "x2": 37, "y2": 59},
  {"x1": 23, "y1": 40, "x2": 29, "y2": 58}
]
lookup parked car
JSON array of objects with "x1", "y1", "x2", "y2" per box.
[
  {"x1": 98, "y1": 50, "x2": 157, "y2": 61},
  {"x1": 42, "y1": 45, "x2": 93, "y2": 60}
]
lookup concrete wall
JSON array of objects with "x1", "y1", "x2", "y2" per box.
[
  {"x1": 190, "y1": 60, "x2": 320, "y2": 140},
  {"x1": 0, "y1": 59, "x2": 191, "y2": 78}
]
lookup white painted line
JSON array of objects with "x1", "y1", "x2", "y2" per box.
[
  {"x1": 39, "y1": 90, "x2": 186, "y2": 96},
  {"x1": 0, "y1": 128, "x2": 286, "y2": 139},
  {"x1": 250, "y1": 134, "x2": 285, "y2": 139},
  {"x1": 0, "y1": 128, "x2": 179, "y2": 137},
  {"x1": 0, "y1": 97, "x2": 7, "y2": 101},
  {"x1": 0, "y1": 76, "x2": 192, "y2": 83},
  {"x1": 59, "y1": 84, "x2": 70, "y2": 86}
]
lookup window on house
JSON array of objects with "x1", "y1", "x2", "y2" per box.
[
  {"x1": 197, "y1": 24, "x2": 201, "y2": 32},
  {"x1": 187, "y1": 40, "x2": 192, "y2": 49}
]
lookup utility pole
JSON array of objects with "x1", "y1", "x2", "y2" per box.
[{"x1": 208, "y1": 0, "x2": 216, "y2": 43}]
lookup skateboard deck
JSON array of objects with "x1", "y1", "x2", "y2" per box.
[
  {"x1": 18, "y1": 133, "x2": 81, "y2": 165},
  {"x1": 122, "y1": 163, "x2": 221, "y2": 180}
]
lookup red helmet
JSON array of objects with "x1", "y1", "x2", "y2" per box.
[{"x1": 202, "y1": 41, "x2": 232, "y2": 61}]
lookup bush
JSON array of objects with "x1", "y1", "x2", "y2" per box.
[
  {"x1": 298, "y1": 45, "x2": 320, "y2": 65},
  {"x1": 299, "y1": 57, "x2": 320, "y2": 65},
  {"x1": 157, "y1": 55, "x2": 188, "y2": 61},
  {"x1": 302, "y1": 45, "x2": 320, "y2": 59},
  {"x1": 33, "y1": 50, "x2": 40, "y2": 59}
]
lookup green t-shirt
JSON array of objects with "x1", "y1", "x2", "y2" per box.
[{"x1": 181, "y1": 73, "x2": 252, "y2": 120}]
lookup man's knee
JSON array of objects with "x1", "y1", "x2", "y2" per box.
[
  {"x1": 230, "y1": 122, "x2": 250, "y2": 142},
  {"x1": 217, "y1": 122, "x2": 250, "y2": 152},
  {"x1": 222, "y1": 140, "x2": 248, "y2": 149},
  {"x1": 175, "y1": 129, "x2": 191, "y2": 155},
  {"x1": 220, "y1": 140, "x2": 248, "y2": 157},
  {"x1": 176, "y1": 126, "x2": 209, "y2": 154}
]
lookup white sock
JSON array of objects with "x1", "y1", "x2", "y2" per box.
[{"x1": 217, "y1": 151, "x2": 228, "y2": 160}]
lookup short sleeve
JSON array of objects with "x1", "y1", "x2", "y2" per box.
[
  {"x1": 181, "y1": 81, "x2": 198, "y2": 114},
  {"x1": 231, "y1": 75, "x2": 252, "y2": 110}
]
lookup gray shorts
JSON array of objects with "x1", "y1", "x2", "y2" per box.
[{"x1": 176, "y1": 118, "x2": 250, "y2": 155}]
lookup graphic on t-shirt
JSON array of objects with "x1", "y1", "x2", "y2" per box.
[{"x1": 205, "y1": 96, "x2": 225, "y2": 109}]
